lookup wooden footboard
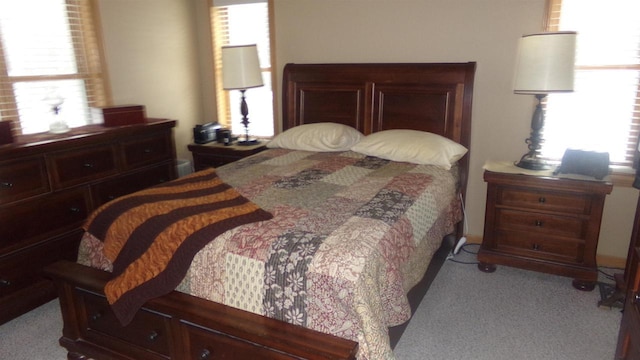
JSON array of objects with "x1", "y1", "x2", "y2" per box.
[{"x1": 44, "y1": 261, "x2": 358, "y2": 360}]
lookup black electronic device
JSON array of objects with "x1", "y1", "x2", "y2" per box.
[
  {"x1": 554, "y1": 149, "x2": 610, "y2": 180},
  {"x1": 193, "y1": 122, "x2": 221, "y2": 144}
]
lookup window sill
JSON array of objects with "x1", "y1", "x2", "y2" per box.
[{"x1": 610, "y1": 166, "x2": 635, "y2": 188}]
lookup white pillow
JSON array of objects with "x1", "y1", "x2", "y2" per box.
[
  {"x1": 267, "y1": 122, "x2": 364, "y2": 152},
  {"x1": 351, "y1": 129, "x2": 467, "y2": 169}
]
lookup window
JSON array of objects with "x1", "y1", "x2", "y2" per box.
[
  {"x1": 0, "y1": 0, "x2": 109, "y2": 135},
  {"x1": 543, "y1": 0, "x2": 640, "y2": 169},
  {"x1": 210, "y1": 0, "x2": 274, "y2": 138}
]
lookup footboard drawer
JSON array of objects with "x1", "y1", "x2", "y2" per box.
[
  {"x1": 79, "y1": 290, "x2": 172, "y2": 358},
  {"x1": 182, "y1": 321, "x2": 297, "y2": 360}
]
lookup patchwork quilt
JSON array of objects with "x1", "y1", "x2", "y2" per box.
[{"x1": 78, "y1": 148, "x2": 461, "y2": 360}]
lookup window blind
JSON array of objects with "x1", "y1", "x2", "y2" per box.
[
  {"x1": 0, "y1": 0, "x2": 108, "y2": 135},
  {"x1": 543, "y1": 0, "x2": 640, "y2": 168}
]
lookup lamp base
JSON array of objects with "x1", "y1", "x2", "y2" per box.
[
  {"x1": 515, "y1": 155, "x2": 552, "y2": 171},
  {"x1": 237, "y1": 139, "x2": 260, "y2": 146}
]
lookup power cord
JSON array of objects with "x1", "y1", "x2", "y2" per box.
[{"x1": 448, "y1": 193, "x2": 469, "y2": 259}]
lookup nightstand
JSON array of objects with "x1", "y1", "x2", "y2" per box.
[
  {"x1": 188, "y1": 141, "x2": 267, "y2": 171},
  {"x1": 478, "y1": 161, "x2": 613, "y2": 291}
]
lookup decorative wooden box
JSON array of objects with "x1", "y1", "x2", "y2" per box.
[
  {"x1": 92, "y1": 105, "x2": 146, "y2": 127},
  {"x1": 0, "y1": 121, "x2": 13, "y2": 145}
]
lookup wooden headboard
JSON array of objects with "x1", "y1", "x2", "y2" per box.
[{"x1": 282, "y1": 62, "x2": 476, "y2": 215}]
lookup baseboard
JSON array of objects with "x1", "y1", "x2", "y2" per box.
[{"x1": 467, "y1": 235, "x2": 626, "y2": 270}]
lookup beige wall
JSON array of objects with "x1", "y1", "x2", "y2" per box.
[
  {"x1": 97, "y1": 0, "x2": 637, "y2": 263},
  {"x1": 96, "y1": 0, "x2": 203, "y2": 161}
]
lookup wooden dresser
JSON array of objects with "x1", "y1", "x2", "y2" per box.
[
  {"x1": 478, "y1": 169, "x2": 612, "y2": 290},
  {"x1": 0, "y1": 119, "x2": 177, "y2": 324}
]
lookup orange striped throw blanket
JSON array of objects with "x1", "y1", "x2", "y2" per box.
[{"x1": 84, "y1": 168, "x2": 272, "y2": 325}]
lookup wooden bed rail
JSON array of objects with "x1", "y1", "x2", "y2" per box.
[{"x1": 44, "y1": 261, "x2": 358, "y2": 360}]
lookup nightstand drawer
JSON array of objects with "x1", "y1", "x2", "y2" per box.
[
  {"x1": 495, "y1": 208, "x2": 586, "y2": 239},
  {"x1": 0, "y1": 156, "x2": 49, "y2": 205},
  {"x1": 498, "y1": 187, "x2": 588, "y2": 214},
  {"x1": 494, "y1": 231, "x2": 583, "y2": 263}
]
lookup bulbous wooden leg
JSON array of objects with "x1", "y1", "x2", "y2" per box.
[
  {"x1": 572, "y1": 279, "x2": 595, "y2": 291},
  {"x1": 477, "y1": 262, "x2": 496, "y2": 273}
]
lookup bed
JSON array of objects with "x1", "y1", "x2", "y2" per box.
[{"x1": 44, "y1": 62, "x2": 476, "y2": 360}]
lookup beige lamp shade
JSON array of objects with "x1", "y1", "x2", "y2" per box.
[
  {"x1": 513, "y1": 31, "x2": 577, "y2": 94},
  {"x1": 221, "y1": 44, "x2": 264, "y2": 90}
]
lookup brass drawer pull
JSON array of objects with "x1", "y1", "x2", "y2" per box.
[
  {"x1": 1, "y1": 181, "x2": 13, "y2": 188},
  {"x1": 538, "y1": 197, "x2": 546, "y2": 203},
  {"x1": 534, "y1": 220, "x2": 543, "y2": 227},
  {"x1": 199, "y1": 349, "x2": 211, "y2": 359}
]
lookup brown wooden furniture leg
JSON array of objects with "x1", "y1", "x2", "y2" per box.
[{"x1": 478, "y1": 262, "x2": 496, "y2": 273}]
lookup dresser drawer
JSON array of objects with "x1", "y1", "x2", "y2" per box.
[
  {"x1": 0, "y1": 187, "x2": 90, "y2": 254},
  {"x1": 48, "y1": 144, "x2": 119, "y2": 189},
  {"x1": 495, "y1": 208, "x2": 586, "y2": 239},
  {"x1": 182, "y1": 321, "x2": 297, "y2": 360},
  {"x1": 0, "y1": 230, "x2": 81, "y2": 298},
  {"x1": 80, "y1": 290, "x2": 171, "y2": 357},
  {"x1": 494, "y1": 231, "x2": 584, "y2": 264},
  {"x1": 498, "y1": 187, "x2": 589, "y2": 214},
  {"x1": 0, "y1": 156, "x2": 49, "y2": 205},
  {"x1": 122, "y1": 132, "x2": 173, "y2": 170},
  {"x1": 91, "y1": 162, "x2": 175, "y2": 207}
]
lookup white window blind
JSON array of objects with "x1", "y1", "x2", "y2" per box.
[
  {"x1": 210, "y1": 0, "x2": 274, "y2": 137},
  {"x1": 543, "y1": 0, "x2": 640, "y2": 168},
  {"x1": 0, "y1": 0, "x2": 108, "y2": 135}
]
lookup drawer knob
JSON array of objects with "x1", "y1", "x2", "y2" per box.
[
  {"x1": 199, "y1": 349, "x2": 211, "y2": 359},
  {"x1": 532, "y1": 243, "x2": 541, "y2": 251},
  {"x1": 538, "y1": 197, "x2": 546, "y2": 203},
  {"x1": 534, "y1": 220, "x2": 543, "y2": 227},
  {"x1": 82, "y1": 163, "x2": 95, "y2": 169},
  {"x1": 148, "y1": 330, "x2": 159, "y2": 342},
  {"x1": 635, "y1": 293, "x2": 640, "y2": 304},
  {"x1": 0, "y1": 279, "x2": 11, "y2": 287},
  {"x1": 90, "y1": 311, "x2": 103, "y2": 322},
  {"x1": 143, "y1": 148, "x2": 153, "y2": 154},
  {"x1": 69, "y1": 207, "x2": 81, "y2": 213},
  {"x1": 1, "y1": 181, "x2": 13, "y2": 188}
]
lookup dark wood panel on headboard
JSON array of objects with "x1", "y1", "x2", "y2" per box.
[
  {"x1": 282, "y1": 62, "x2": 475, "y2": 151},
  {"x1": 282, "y1": 62, "x2": 476, "y2": 231}
]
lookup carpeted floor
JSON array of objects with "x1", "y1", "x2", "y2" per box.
[{"x1": 0, "y1": 246, "x2": 623, "y2": 360}]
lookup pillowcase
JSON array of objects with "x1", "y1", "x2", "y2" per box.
[
  {"x1": 267, "y1": 122, "x2": 364, "y2": 152},
  {"x1": 351, "y1": 129, "x2": 467, "y2": 169}
]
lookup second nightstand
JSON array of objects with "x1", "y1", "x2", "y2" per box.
[
  {"x1": 478, "y1": 165, "x2": 613, "y2": 291},
  {"x1": 188, "y1": 141, "x2": 267, "y2": 171}
]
